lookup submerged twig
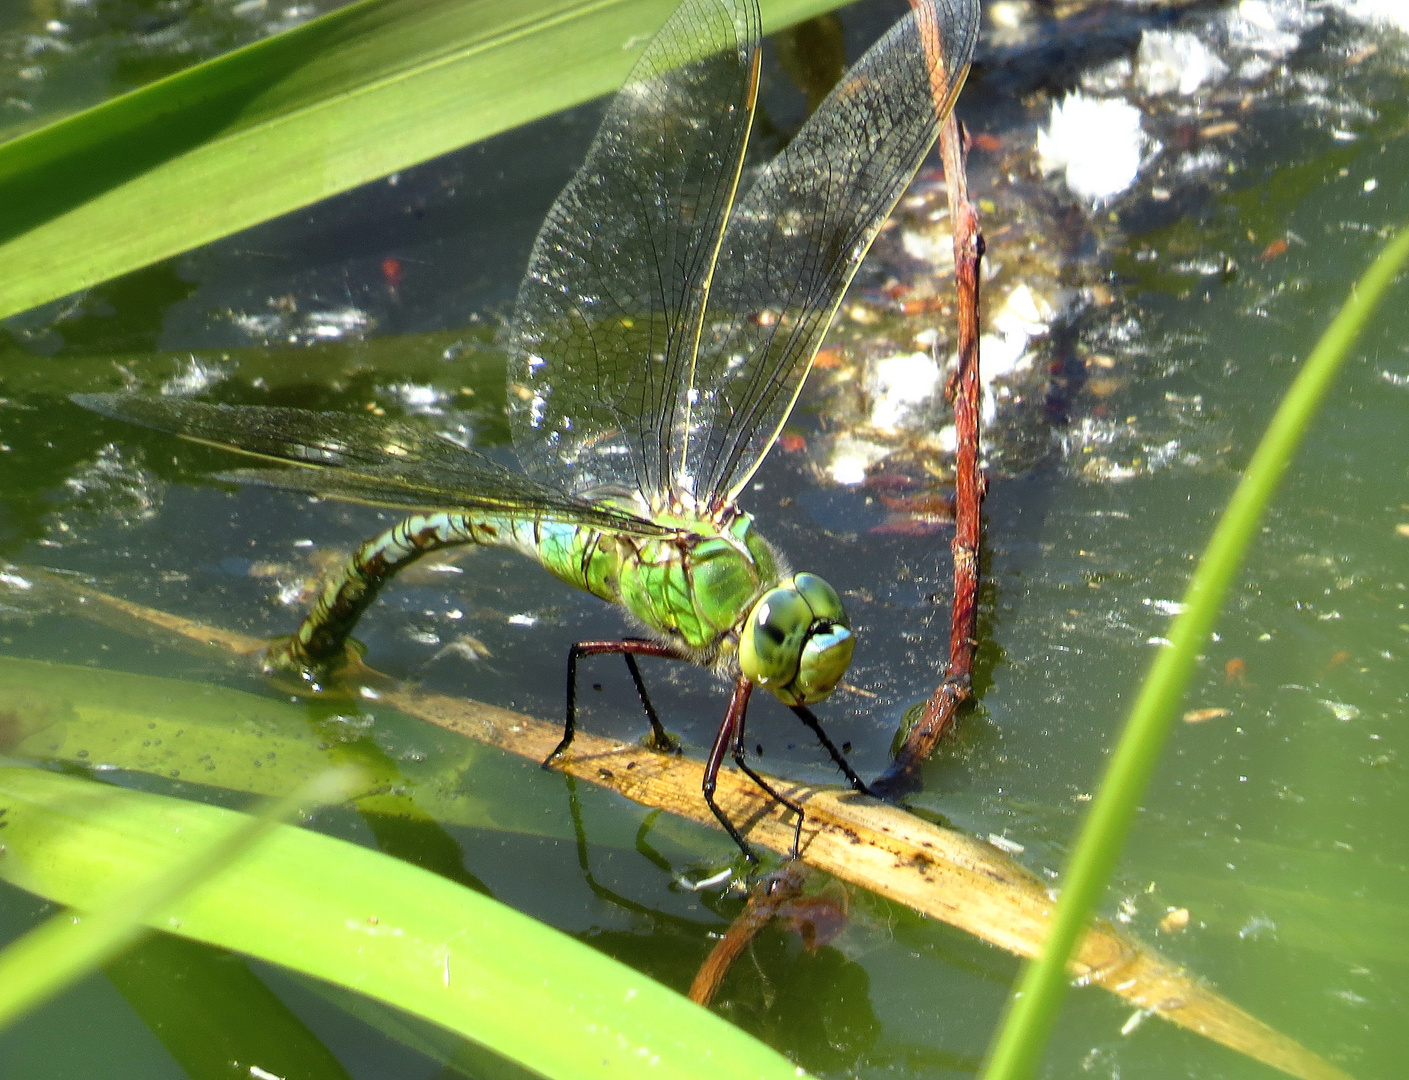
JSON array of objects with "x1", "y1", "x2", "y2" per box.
[
  {"x1": 688, "y1": 863, "x2": 807, "y2": 1006},
  {"x1": 690, "y1": 864, "x2": 847, "y2": 1006},
  {"x1": 874, "y1": 30, "x2": 986, "y2": 798},
  {"x1": 27, "y1": 572, "x2": 1349, "y2": 1080}
]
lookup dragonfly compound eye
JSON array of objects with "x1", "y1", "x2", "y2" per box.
[
  {"x1": 793, "y1": 621, "x2": 854, "y2": 704},
  {"x1": 791, "y1": 572, "x2": 848, "y2": 626},
  {"x1": 740, "y1": 574, "x2": 854, "y2": 705}
]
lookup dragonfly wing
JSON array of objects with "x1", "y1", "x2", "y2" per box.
[
  {"x1": 75, "y1": 393, "x2": 480, "y2": 470},
  {"x1": 74, "y1": 393, "x2": 667, "y2": 535},
  {"x1": 217, "y1": 465, "x2": 665, "y2": 534},
  {"x1": 504, "y1": 0, "x2": 760, "y2": 504},
  {"x1": 684, "y1": 0, "x2": 980, "y2": 507}
]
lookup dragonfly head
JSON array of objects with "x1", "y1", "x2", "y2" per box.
[{"x1": 739, "y1": 572, "x2": 854, "y2": 706}]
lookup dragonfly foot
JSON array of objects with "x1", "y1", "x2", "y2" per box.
[
  {"x1": 542, "y1": 734, "x2": 573, "y2": 770},
  {"x1": 642, "y1": 728, "x2": 681, "y2": 756}
]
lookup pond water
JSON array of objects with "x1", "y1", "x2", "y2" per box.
[{"x1": 1, "y1": 1, "x2": 1405, "y2": 1079}]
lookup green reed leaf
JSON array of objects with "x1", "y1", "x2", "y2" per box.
[
  {"x1": 0, "y1": 766, "x2": 362, "y2": 1029},
  {"x1": 0, "y1": 0, "x2": 839, "y2": 322},
  {"x1": 0, "y1": 767, "x2": 808, "y2": 1080},
  {"x1": 979, "y1": 223, "x2": 1409, "y2": 1080}
]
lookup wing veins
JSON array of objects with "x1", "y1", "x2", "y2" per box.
[
  {"x1": 504, "y1": 0, "x2": 762, "y2": 506},
  {"x1": 74, "y1": 393, "x2": 667, "y2": 536},
  {"x1": 686, "y1": 0, "x2": 980, "y2": 505}
]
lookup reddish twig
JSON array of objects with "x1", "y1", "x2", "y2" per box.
[
  {"x1": 688, "y1": 863, "x2": 808, "y2": 1006},
  {"x1": 873, "y1": 73, "x2": 985, "y2": 798},
  {"x1": 688, "y1": 863, "x2": 849, "y2": 1006}
]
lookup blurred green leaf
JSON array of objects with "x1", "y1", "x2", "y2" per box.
[
  {"x1": 0, "y1": 328, "x2": 508, "y2": 422},
  {"x1": 1, "y1": 654, "x2": 492, "y2": 824},
  {"x1": 980, "y1": 221, "x2": 1409, "y2": 1080},
  {"x1": 0, "y1": 0, "x2": 841, "y2": 322},
  {"x1": 0, "y1": 767, "x2": 361, "y2": 1029},
  {"x1": 0, "y1": 767, "x2": 808, "y2": 1080},
  {"x1": 0, "y1": 653, "x2": 702, "y2": 854}
]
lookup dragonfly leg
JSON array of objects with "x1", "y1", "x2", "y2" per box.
[
  {"x1": 729, "y1": 712, "x2": 806, "y2": 861},
  {"x1": 789, "y1": 704, "x2": 872, "y2": 796},
  {"x1": 621, "y1": 651, "x2": 679, "y2": 754},
  {"x1": 704, "y1": 679, "x2": 811, "y2": 862},
  {"x1": 545, "y1": 638, "x2": 683, "y2": 766},
  {"x1": 703, "y1": 678, "x2": 759, "y2": 864}
]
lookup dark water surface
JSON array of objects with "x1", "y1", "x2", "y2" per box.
[{"x1": 1, "y1": 1, "x2": 1406, "y2": 1078}]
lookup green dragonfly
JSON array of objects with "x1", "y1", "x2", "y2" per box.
[{"x1": 75, "y1": 0, "x2": 978, "y2": 861}]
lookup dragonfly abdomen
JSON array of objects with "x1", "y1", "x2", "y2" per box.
[
  {"x1": 272, "y1": 502, "x2": 784, "y2": 689},
  {"x1": 277, "y1": 510, "x2": 543, "y2": 679}
]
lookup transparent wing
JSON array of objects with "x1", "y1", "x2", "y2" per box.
[
  {"x1": 73, "y1": 393, "x2": 666, "y2": 535},
  {"x1": 684, "y1": 0, "x2": 980, "y2": 508},
  {"x1": 504, "y1": 0, "x2": 760, "y2": 504}
]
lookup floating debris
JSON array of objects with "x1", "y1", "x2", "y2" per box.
[
  {"x1": 1159, "y1": 907, "x2": 1191, "y2": 933},
  {"x1": 1136, "y1": 30, "x2": 1229, "y2": 97},
  {"x1": 1183, "y1": 707, "x2": 1233, "y2": 723},
  {"x1": 431, "y1": 635, "x2": 492, "y2": 664},
  {"x1": 1037, "y1": 93, "x2": 1148, "y2": 203},
  {"x1": 1321, "y1": 700, "x2": 1361, "y2": 722},
  {"x1": 866, "y1": 351, "x2": 942, "y2": 432},
  {"x1": 159, "y1": 356, "x2": 233, "y2": 397},
  {"x1": 987, "y1": 832, "x2": 1026, "y2": 855}
]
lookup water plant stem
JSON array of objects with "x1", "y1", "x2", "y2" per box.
[
  {"x1": 979, "y1": 221, "x2": 1409, "y2": 1080},
  {"x1": 873, "y1": 104, "x2": 985, "y2": 797},
  {"x1": 688, "y1": 863, "x2": 808, "y2": 1005}
]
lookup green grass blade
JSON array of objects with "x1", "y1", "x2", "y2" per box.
[
  {"x1": 0, "y1": 766, "x2": 362, "y2": 1030},
  {"x1": 979, "y1": 221, "x2": 1409, "y2": 1080},
  {"x1": 0, "y1": 0, "x2": 840, "y2": 323},
  {"x1": 0, "y1": 767, "x2": 809, "y2": 1080}
]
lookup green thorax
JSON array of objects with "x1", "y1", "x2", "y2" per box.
[{"x1": 531, "y1": 507, "x2": 782, "y2": 657}]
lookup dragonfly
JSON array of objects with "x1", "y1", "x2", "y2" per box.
[{"x1": 75, "y1": 0, "x2": 979, "y2": 862}]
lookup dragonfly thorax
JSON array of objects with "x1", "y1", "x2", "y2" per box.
[{"x1": 738, "y1": 572, "x2": 854, "y2": 706}]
